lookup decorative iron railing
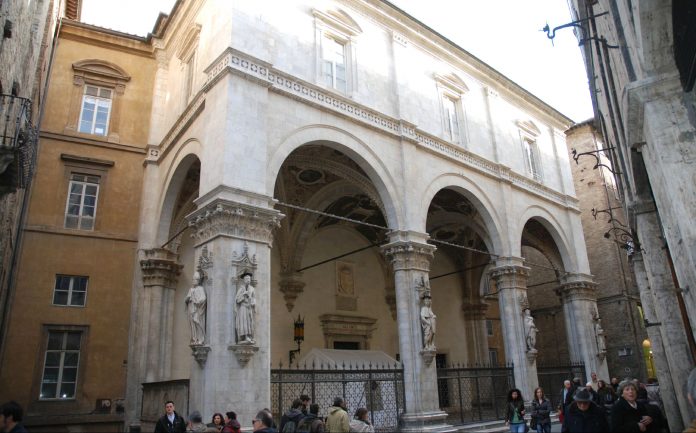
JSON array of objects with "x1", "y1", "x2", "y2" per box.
[
  {"x1": 436, "y1": 363, "x2": 515, "y2": 425},
  {"x1": 271, "y1": 363, "x2": 404, "y2": 432},
  {"x1": 537, "y1": 362, "x2": 586, "y2": 410},
  {"x1": 0, "y1": 94, "x2": 37, "y2": 189}
]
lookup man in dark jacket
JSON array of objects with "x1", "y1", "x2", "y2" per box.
[
  {"x1": 154, "y1": 400, "x2": 187, "y2": 433},
  {"x1": 222, "y1": 411, "x2": 241, "y2": 433},
  {"x1": 279, "y1": 399, "x2": 304, "y2": 433},
  {"x1": 558, "y1": 380, "x2": 575, "y2": 419},
  {"x1": 0, "y1": 401, "x2": 28, "y2": 433},
  {"x1": 297, "y1": 404, "x2": 325, "y2": 433},
  {"x1": 561, "y1": 389, "x2": 609, "y2": 433},
  {"x1": 253, "y1": 410, "x2": 279, "y2": 433}
]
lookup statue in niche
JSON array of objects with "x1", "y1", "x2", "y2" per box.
[
  {"x1": 337, "y1": 263, "x2": 355, "y2": 296},
  {"x1": 420, "y1": 294, "x2": 437, "y2": 350},
  {"x1": 595, "y1": 317, "x2": 607, "y2": 353},
  {"x1": 523, "y1": 308, "x2": 538, "y2": 351},
  {"x1": 185, "y1": 271, "x2": 207, "y2": 345},
  {"x1": 235, "y1": 272, "x2": 256, "y2": 344}
]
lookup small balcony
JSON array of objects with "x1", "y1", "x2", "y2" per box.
[{"x1": 1, "y1": 94, "x2": 37, "y2": 192}]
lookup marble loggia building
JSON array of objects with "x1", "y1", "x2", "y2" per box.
[{"x1": 0, "y1": 0, "x2": 612, "y2": 431}]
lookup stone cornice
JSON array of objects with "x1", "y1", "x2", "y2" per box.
[
  {"x1": 201, "y1": 47, "x2": 579, "y2": 212},
  {"x1": 140, "y1": 248, "x2": 183, "y2": 288},
  {"x1": 380, "y1": 240, "x2": 435, "y2": 272},
  {"x1": 186, "y1": 199, "x2": 284, "y2": 246}
]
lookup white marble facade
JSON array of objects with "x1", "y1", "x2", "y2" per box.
[{"x1": 125, "y1": 1, "x2": 606, "y2": 431}]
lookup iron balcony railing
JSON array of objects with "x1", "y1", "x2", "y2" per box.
[{"x1": 0, "y1": 94, "x2": 37, "y2": 188}]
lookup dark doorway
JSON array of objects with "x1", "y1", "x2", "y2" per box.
[{"x1": 333, "y1": 341, "x2": 360, "y2": 350}]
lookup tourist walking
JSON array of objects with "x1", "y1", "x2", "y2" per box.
[
  {"x1": 531, "y1": 387, "x2": 552, "y2": 433},
  {"x1": 280, "y1": 399, "x2": 305, "y2": 432},
  {"x1": 297, "y1": 403, "x2": 325, "y2": 433},
  {"x1": 187, "y1": 411, "x2": 211, "y2": 432},
  {"x1": 561, "y1": 388, "x2": 609, "y2": 433},
  {"x1": 300, "y1": 395, "x2": 311, "y2": 416},
  {"x1": 349, "y1": 408, "x2": 374, "y2": 433},
  {"x1": 0, "y1": 401, "x2": 28, "y2": 433},
  {"x1": 253, "y1": 411, "x2": 278, "y2": 433},
  {"x1": 610, "y1": 380, "x2": 654, "y2": 432},
  {"x1": 557, "y1": 380, "x2": 575, "y2": 422},
  {"x1": 597, "y1": 379, "x2": 617, "y2": 411},
  {"x1": 154, "y1": 401, "x2": 187, "y2": 433},
  {"x1": 505, "y1": 388, "x2": 527, "y2": 433},
  {"x1": 326, "y1": 397, "x2": 350, "y2": 433}
]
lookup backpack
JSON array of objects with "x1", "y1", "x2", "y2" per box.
[
  {"x1": 282, "y1": 419, "x2": 297, "y2": 433},
  {"x1": 297, "y1": 418, "x2": 322, "y2": 433}
]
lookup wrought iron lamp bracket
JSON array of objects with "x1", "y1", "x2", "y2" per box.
[
  {"x1": 571, "y1": 147, "x2": 621, "y2": 174},
  {"x1": 541, "y1": 11, "x2": 608, "y2": 45}
]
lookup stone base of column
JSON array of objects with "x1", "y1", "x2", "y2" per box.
[{"x1": 399, "y1": 411, "x2": 458, "y2": 433}]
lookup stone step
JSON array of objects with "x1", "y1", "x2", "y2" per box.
[{"x1": 456, "y1": 413, "x2": 560, "y2": 433}]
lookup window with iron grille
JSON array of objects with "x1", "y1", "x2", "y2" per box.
[
  {"x1": 64, "y1": 173, "x2": 99, "y2": 230},
  {"x1": 40, "y1": 331, "x2": 82, "y2": 400},
  {"x1": 78, "y1": 85, "x2": 112, "y2": 136},
  {"x1": 53, "y1": 275, "x2": 88, "y2": 307}
]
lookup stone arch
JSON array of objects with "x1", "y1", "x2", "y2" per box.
[
  {"x1": 156, "y1": 139, "x2": 203, "y2": 245},
  {"x1": 517, "y1": 205, "x2": 575, "y2": 272},
  {"x1": 419, "y1": 173, "x2": 504, "y2": 255},
  {"x1": 268, "y1": 124, "x2": 402, "y2": 230}
]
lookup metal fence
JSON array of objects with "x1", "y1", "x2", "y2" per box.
[
  {"x1": 271, "y1": 364, "x2": 405, "y2": 432},
  {"x1": 436, "y1": 363, "x2": 515, "y2": 424},
  {"x1": 537, "y1": 362, "x2": 586, "y2": 409}
]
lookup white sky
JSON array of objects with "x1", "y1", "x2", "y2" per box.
[{"x1": 80, "y1": 0, "x2": 593, "y2": 122}]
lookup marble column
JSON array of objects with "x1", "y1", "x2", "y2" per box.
[
  {"x1": 139, "y1": 248, "x2": 183, "y2": 382},
  {"x1": 634, "y1": 205, "x2": 693, "y2": 429},
  {"x1": 381, "y1": 231, "x2": 455, "y2": 433},
  {"x1": 489, "y1": 257, "x2": 538, "y2": 399},
  {"x1": 555, "y1": 273, "x2": 609, "y2": 382},
  {"x1": 186, "y1": 194, "x2": 283, "y2": 431},
  {"x1": 461, "y1": 301, "x2": 489, "y2": 364},
  {"x1": 630, "y1": 252, "x2": 683, "y2": 431}
]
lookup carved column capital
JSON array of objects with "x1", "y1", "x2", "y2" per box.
[
  {"x1": 140, "y1": 248, "x2": 183, "y2": 288},
  {"x1": 489, "y1": 264, "x2": 530, "y2": 290},
  {"x1": 555, "y1": 273, "x2": 598, "y2": 302},
  {"x1": 462, "y1": 301, "x2": 489, "y2": 320},
  {"x1": 278, "y1": 272, "x2": 306, "y2": 312},
  {"x1": 380, "y1": 241, "x2": 435, "y2": 272},
  {"x1": 187, "y1": 199, "x2": 284, "y2": 246}
]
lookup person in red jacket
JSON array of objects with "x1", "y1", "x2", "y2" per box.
[{"x1": 222, "y1": 411, "x2": 241, "y2": 433}]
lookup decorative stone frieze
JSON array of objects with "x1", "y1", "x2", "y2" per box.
[
  {"x1": 278, "y1": 272, "x2": 305, "y2": 312},
  {"x1": 319, "y1": 314, "x2": 377, "y2": 349},
  {"x1": 381, "y1": 241, "x2": 435, "y2": 272},
  {"x1": 489, "y1": 265, "x2": 530, "y2": 290},
  {"x1": 190, "y1": 345, "x2": 211, "y2": 367},
  {"x1": 187, "y1": 200, "x2": 284, "y2": 246},
  {"x1": 140, "y1": 248, "x2": 183, "y2": 288}
]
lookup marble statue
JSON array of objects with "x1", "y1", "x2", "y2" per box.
[
  {"x1": 420, "y1": 295, "x2": 437, "y2": 350},
  {"x1": 185, "y1": 271, "x2": 207, "y2": 345},
  {"x1": 523, "y1": 308, "x2": 538, "y2": 351},
  {"x1": 235, "y1": 272, "x2": 256, "y2": 344},
  {"x1": 595, "y1": 317, "x2": 607, "y2": 353}
]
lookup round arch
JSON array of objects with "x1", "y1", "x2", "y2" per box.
[
  {"x1": 419, "y1": 173, "x2": 505, "y2": 255},
  {"x1": 516, "y1": 205, "x2": 576, "y2": 272},
  {"x1": 267, "y1": 124, "x2": 402, "y2": 230}
]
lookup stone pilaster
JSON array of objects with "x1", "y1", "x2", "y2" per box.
[
  {"x1": 186, "y1": 196, "x2": 283, "y2": 430},
  {"x1": 634, "y1": 207, "x2": 693, "y2": 429},
  {"x1": 630, "y1": 252, "x2": 683, "y2": 431},
  {"x1": 555, "y1": 273, "x2": 609, "y2": 382},
  {"x1": 462, "y1": 302, "x2": 489, "y2": 364},
  {"x1": 489, "y1": 257, "x2": 538, "y2": 399},
  {"x1": 139, "y1": 248, "x2": 183, "y2": 382},
  {"x1": 381, "y1": 231, "x2": 455, "y2": 433}
]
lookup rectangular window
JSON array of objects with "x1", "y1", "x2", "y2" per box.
[
  {"x1": 486, "y1": 319, "x2": 494, "y2": 336},
  {"x1": 488, "y1": 348, "x2": 498, "y2": 366},
  {"x1": 53, "y1": 275, "x2": 88, "y2": 307},
  {"x1": 184, "y1": 51, "x2": 197, "y2": 100},
  {"x1": 322, "y1": 35, "x2": 347, "y2": 92},
  {"x1": 64, "y1": 173, "x2": 100, "y2": 230},
  {"x1": 40, "y1": 331, "x2": 82, "y2": 400},
  {"x1": 443, "y1": 96, "x2": 460, "y2": 142},
  {"x1": 523, "y1": 139, "x2": 542, "y2": 181},
  {"x1": 78, "y1": 85, "x2": 112, "y2": 136}
]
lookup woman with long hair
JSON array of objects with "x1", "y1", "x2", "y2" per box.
[
  {"x1": 207, "y1": 413, "x2": 224, "y2": 432},
  {"x1": 531, "y1": 387, "x2": 552, "y2": 433},
  {"x1": 505, "y1": 388, "x2": 527, "y2": 433}
]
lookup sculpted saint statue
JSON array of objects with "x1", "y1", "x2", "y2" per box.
[
  {"x1": 595, "y1": 318, "x2": 607, "y2": 353},
  {"x1": 523, "y1": 308, "x2": 538, "y2": 351},
  {"x1": 235, "y1": 272, "x2": 256, "y2": 344},
  {"x1": 420, "y1": 295, "x2": 437, "y2": 350},
  {"x1": 185, "y1": 271, "x2": 207, "y2": 345}
]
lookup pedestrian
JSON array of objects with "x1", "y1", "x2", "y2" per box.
[
  {"x1": 326, "y1": 397, "x2": 350, "y2": 433},
  {"x1": 155, "y1": 401, "x2": 187, "y2": 433},
  {"x1": 585, "y1": 381, "x2": 601, "y2": 406},
  {"x1": 300, "y1": 395, "x2": 311, "y2": 416},
  {"x1": 297, "y1": 403, "x2": 325, "y2": 433},
  {"x1": 208, "y1": 413, "x2": 225, "y2": 432},
  {"x1": 505, "y1": 388, "x2": 527, "y2": 433},
  {"x1": 222, "y1": 411, "x2": 241, "y2": 433},
  {"x1": 597, "y1": 379, "x2": 617, "y2": 410},
  {"x1": 0, "y1": 401, "x2": 28, "y2": 433},
  {"x1": 253, "y1": 410, "x2": 278, "y2": 433},
  {"x1": 589, "y1": 372, "x2": 599, "y2": 391},
  {"x1": 561, "y1": 388, "x2": 609, "y2": 432},
  {"x1": 349, "y1": 408, "x2": 374, "y2": 433},
  {"x1": 610, "y1": 380, "x2": 653, "y2": 432},
  {"x1": 280, "y1": 399, "x2": 305, "y2": 433},
  {"x1": 558, "y1": 380, "x2": 575, "y2": 422},
  {"x1": 187, "y1": 411, "x2": 210, "y2": 432},
  {"x1": 531, "y1": 387, "x2": 552, "y2": 433}
]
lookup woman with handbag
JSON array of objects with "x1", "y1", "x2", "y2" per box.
[
  {"x1": 505, "y1": 388, "x2": 527, "y2": 433},
  {"x1": 531, "y1": 387, "x2": 552, "y2": 433}
]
